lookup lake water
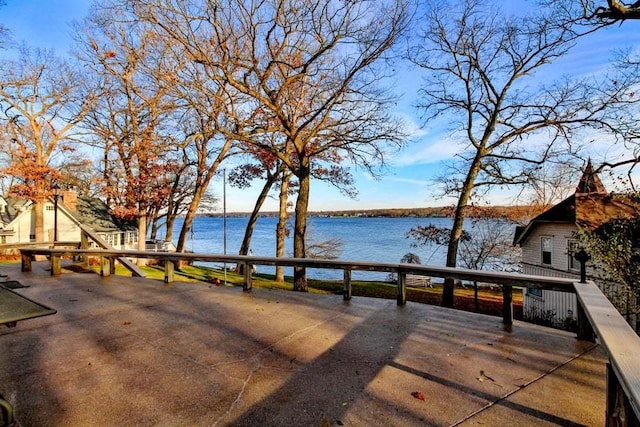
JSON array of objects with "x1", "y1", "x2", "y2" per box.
[
  {"x1": 167, "y1": 216, "x2": 454, "y2": 280},
  {"x1": 166, "y1": 217, "x2": 460, "y2": 280}
]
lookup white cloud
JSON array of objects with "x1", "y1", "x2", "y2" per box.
[
  {"x1": 384, "y1": 176, "x2": 432, "y2": 187},
  {"x1": 397, "y1": 113, "x2": 428, "y2": 139},
  {"x1": 391, "y1": 138, "x2": 466, "y2": 167}
]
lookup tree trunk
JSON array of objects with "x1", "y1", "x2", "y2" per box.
[
  {"x1": 276, "y1": 170, "x2": 291, "y2": 282},
  {"x1": 293, "y1": 164, "x2": 310, "y2": 292},
  {"x1": 443, "y1": 154, "x2": 484, "y2": 307},
  {"x1": 176, "y1": 190, "x2": 204, "y2": 253},
  {"x1": 34, "y1": 201, "x2": 44, "y2": 242},
  {"x1": 137, "y1": 213, "x2": 147, "y2": 266},
  {"x1": 176, "y1": 140, "x2": 231, "y2": 253},
  {"x1": 165, "y1": 209, "x2": 176, "y2": 244},
  {"x1": 149, "y1": 210, "x2": 160, "y2": 241},
  {"x1": 236, "y1": 171, "x2": 277, "y2": 273}
]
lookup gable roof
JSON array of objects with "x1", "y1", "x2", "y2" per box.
[
  {"x1": 513, "y1": 162, "x2": 638, "y2": 246},
  {"x1": 0, "y1": 196, "x2": 32, "y2": 227},
  {"x1": 0, "y1": 194, "x2": 137, "y2": 234},
  {"x1": 513, "y1": 195, "x2": 576, "y2": 245},
  {"x1": 71, "y1": 197, "x2": 137, "y2": 233}
]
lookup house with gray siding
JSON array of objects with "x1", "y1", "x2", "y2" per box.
[
  {"x1": 514, "y1": 161, "x2": 637, "y2": 329},
  {"x1": 0, "y1": 191, "x2": 138, "y2": 250}
]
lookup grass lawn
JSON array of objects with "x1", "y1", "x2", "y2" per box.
[
  {"x1": 1, "y1": 258, "x2": 523, "y2": 320},
  {"x1": 131, "y1": 262, "x2": 524, "y2": 320}
]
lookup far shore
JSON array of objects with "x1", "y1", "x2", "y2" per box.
[{"x1": 200, "y1": 205, "x2": 536, "y2": 219}]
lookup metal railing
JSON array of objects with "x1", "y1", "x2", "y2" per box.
[{"x1": 18, "y1": 247, "x2": 640, "y2": 426}]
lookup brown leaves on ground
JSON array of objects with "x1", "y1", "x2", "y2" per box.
[{"x1": 411, "y1": 391, "x2": 426, "y2": 401}]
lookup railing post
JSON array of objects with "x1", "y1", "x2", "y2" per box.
[
  {"x1": 343, "y1": 269, "x2": 352, "y2": 301},
  {"x1": 100, "y1": 256, "x2": 111, "y2": 277},
  {"x1": 80, "y1": 232, "x2": 89, "y2": 266},
  {"x1": 397, "y1": 269, "x2": 407, "y2": 306},
  {"x1": 606, "y1": 362, "x2": 640, "y2": 426},
  {"x1": 502, "y1": 285, "x2": 513, "y2": 325},
  {"x1": 21, "y1": 253, "x2": 32, "y2": 272},
  {"x1": 51, "y1": 254, "x2": 62, "y2": 276},
  {"x1": 243, "y1": 262, "x2": 252, "y2": 291},
  {"x1": 576, "y1": 288, "x2": 595, "y2": 342},
  {"x1": 164, "y1": 260, "x2": 174, "y2": 284}
]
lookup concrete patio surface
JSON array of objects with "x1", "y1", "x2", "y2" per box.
[{"x1": 0, "y1": 262, "x2": 605, "y2": 426}]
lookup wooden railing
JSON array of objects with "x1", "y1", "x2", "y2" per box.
[
  {"x1": 18, "y1": 248, "x2": 640, "y2": 426},
  {"x1": 19, "y1": 248, "x2": 577, "y2": 323}
]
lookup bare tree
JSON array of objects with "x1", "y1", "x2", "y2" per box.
[
  {"x1": 580, "y1": 0, "x2": 640, "y2": 19},
  {"x1": 523, "y1": 162, "x2": 581, "y2": 212},
  {"x1": 276, "y1": 169, "x2": 294, "y2": 282},
  {"x1": 0, "y1": 0, "x2": 9, "y2": 49},
  {"x1": 229, "y1": 149, "x2": 285, "y2": 273},
  {"x1": 0, "y1": 47, "x2": 93, "y2": 241},
  {"x1": 75, "y1": 8, "x2": 181, "y2": 253},
  {"x1": 409, "y1": 0, "x2": 640, "y2": 307},
  {"x1": 137, "y1": 0, "x2": 410, "y2": 291}
]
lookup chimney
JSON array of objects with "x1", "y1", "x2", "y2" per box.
[{"x1": 62, "y1": 190, "x2": 78, "y2": 211}]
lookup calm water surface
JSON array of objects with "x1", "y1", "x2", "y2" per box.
[{"x1": 168, "y1": 216, "x2": 452, "y2": 280}]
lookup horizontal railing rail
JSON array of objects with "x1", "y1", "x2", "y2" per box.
[
  {"x1": 19, "y1": 247, "x2": 577, "y2": 287},
  {"x1": 575, "y1": 281, "x2": 640, "y2": 425},
  {"x1": 20, "y1": 248, "x2": 576, "y2": 324},
  {"x1": 18, "y1": 247, "x2": 640, "y2": 425}
]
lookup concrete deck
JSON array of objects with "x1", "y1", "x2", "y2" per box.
[{"x1": 0, "y1": 262, "x2": 605, "y2": 426}]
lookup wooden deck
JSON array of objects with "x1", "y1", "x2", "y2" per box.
[{"x1": 0, "y1": 261, "x2": 608, "y2": 426}]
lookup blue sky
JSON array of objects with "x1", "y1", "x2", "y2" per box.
[{"x1": 3, "y1": 1, "x2": 640, "y2": 212}]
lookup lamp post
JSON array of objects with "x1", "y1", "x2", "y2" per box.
[
  {"x1": 575, "y1": 248, "x2": 591, "y2": 284},
  {"x1": 223, "y1": 168, "x2": 227, "y2": 285},
  {"x1": 52, "y1": 184, "x2": 60, "y2": 242}
]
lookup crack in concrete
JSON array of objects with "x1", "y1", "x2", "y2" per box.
[{"x1": 211, "y1": 306, "x2": 352, "y2": 426}]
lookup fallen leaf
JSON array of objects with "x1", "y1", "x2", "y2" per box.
[{"x1": 411, "y1": 391, "x2": 426, "y2": 401}]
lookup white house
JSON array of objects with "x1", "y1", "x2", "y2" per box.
[
  {"x1": 513, "y1": 162, "x2": 637, "y2": 329},
  {"x1": 0, "y1": 190, "x2": 138, "y2": 250}
]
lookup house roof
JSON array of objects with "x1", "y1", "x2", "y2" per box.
[
  {"x1": 0, "y1": 194, "x2": 137, "y2": 233},
  {"x1": 575, "y1": 160, "x2": 607, "y2": 194},
  {"x1": 0, "y1": 196, "x2": 32, "y2": 227},
  {"x1": 513, "y1": 162, "x2": 638, "y2": 246},
  {"x1": 512, "y1": 195, "x2": 577, "y2": 245},
  {"x1": 72, "y1": 197, "x2": 137, "y2": 233}
]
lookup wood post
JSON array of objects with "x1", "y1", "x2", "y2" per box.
[
  {"x1": 343, "y1": 269, "x2": 352, "y2": 301},
  {"x1": 100, "y1": 256, "x2": 111, "y2": 277},
  {"x1": 576, "y1": 296, "x2": 595, "y2": 342},
  {"x1": 80, "y1": 233, "x2": 89, "y2": 266},
  {"x1": 397, "y1": 270, "x2": 406, "y2": 306},
  {"x1": 502, "y1": 285, "x2": 513, "y2": 325},
  {"x1": 164, "y1": 260, "x2": 174, "y2": 284},
  {"x1": 21, "y1": 253, "x2": 32, "y2": 272},
  {"x1": 243, "y1": 262, "x2": 252, "y2": 291},
  {"x1": 606, "y1": 363, "x2": 640, "y2": 426},
  {"x1": 51, "y1": 255, "x2": 61, "y2": 276}
]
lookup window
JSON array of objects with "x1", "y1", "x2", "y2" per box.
[
  {"x1": 527, "y1": 288, "x2": 543, "y2": 298},
  {"x1": 46, "y1": 205, "x2": 55, "y2": 211},
  {"x1": 541, "y1": 237, "x2": 553, "y2": 265},
  {"x1": 567, "y1": 240, "x2": 579, "y2": 271}
]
